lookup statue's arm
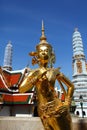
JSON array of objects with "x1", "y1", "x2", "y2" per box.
[
  {"x1": 19, "y1": 69, "x2": 47, "y2": 93},
  {"x1": 56, "y1": 73, "x2": 74, "y2": 106},
  {"x1": 19, "y1": 74, "x2": 34, "y2": 93},
  {"x1": 19, "y1": 70, "x2": 39, "y2": 93}
]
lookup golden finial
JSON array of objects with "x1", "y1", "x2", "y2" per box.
[
  {"x1": 42, "y1": 20, "x2": 44, "y2": 35},
  {"x1": 36, "y1": 21, "x2": 52, "y2": 50},
  {"x1": 40, "y1": 20, "x2": 47, "y2": 41}
]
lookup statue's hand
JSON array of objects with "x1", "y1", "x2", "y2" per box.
[
  {"x1": 56, "y1": 105, "x2": 68, "y2": 115},
  {"x1": 64, "y1": 97, "x2": 71, "y2": 107}
]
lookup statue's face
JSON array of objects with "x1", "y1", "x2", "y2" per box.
[{"x1": 37, "y1": 45, "x2": 51, "y2": 62}]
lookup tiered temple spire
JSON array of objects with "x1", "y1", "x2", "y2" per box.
[
  {"x1": 72, "y1": 28, "x2": 87, "y2": 117},
  {"x1": 3, "y1": 41, "x2": 13, "y2": 71},
  {"x1": 72, "y1": 28, "x2": 85, "y2": 57}
]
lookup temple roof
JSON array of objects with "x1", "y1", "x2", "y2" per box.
[{"x1": 0, "y1": 67, "x2": 35, "y2": 104}]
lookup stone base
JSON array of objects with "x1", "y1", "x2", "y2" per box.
[
  {"x1": 0, "y1": 117, "x2": 44, "y2": 130},
  {"x1": 0, "y1": 116, "x2": 87, "y2": 130},
  {"x1": 72, "y1": 117, "x2": 87, "y2": 130}
]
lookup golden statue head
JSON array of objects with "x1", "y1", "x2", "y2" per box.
[{"x1": 29, "y1": 21, "x2": 55, "y2": 67}]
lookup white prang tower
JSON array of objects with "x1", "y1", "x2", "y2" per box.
[
  {"x1": 72, "y1": 28, "x2": 87, "y2": 117},
  {"x1": 3, "y1": 41, "x2": 13, "y2": 71}
]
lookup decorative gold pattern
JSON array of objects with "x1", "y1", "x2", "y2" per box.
[{"x1": 77, "y1": 60, "x2": 82, "y2": 73}]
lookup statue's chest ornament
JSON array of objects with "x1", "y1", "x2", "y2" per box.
[
  {"x1": 37, "y1": 68, "x2": 60, "y2": 83},
  {"x1": 46, "y1": 68, "x2": 60, "y2": 81}
]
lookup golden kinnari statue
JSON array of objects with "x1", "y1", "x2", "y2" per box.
[{"x1": 19, "y1": 21, "x2": 74, "y2": 130}]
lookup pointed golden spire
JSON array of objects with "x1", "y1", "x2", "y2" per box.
[
  {"x1": 41, "y1": 20, "x2": 45, "y2": 36},
  {"x1": 40, "y1": 20, "x2": 47, "y2": 41},
  {"x1": 36, "y1": 21, "x2": 52, "y2": 51}
]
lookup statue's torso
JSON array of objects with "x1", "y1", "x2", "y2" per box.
[{"x1": 34, "y1": 67, "x2": 61, "y2": 105}]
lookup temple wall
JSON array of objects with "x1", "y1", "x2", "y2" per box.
[
  {"x1": 0, "y1": 116, "x2": 87, "y2": 130},
  {"x1": 0, "y1": 105, "x2": 34, "y2": 117}
]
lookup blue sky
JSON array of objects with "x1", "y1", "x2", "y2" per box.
[{"x1": 0, "y1": 0, "x2": 87, "y2": 80}]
